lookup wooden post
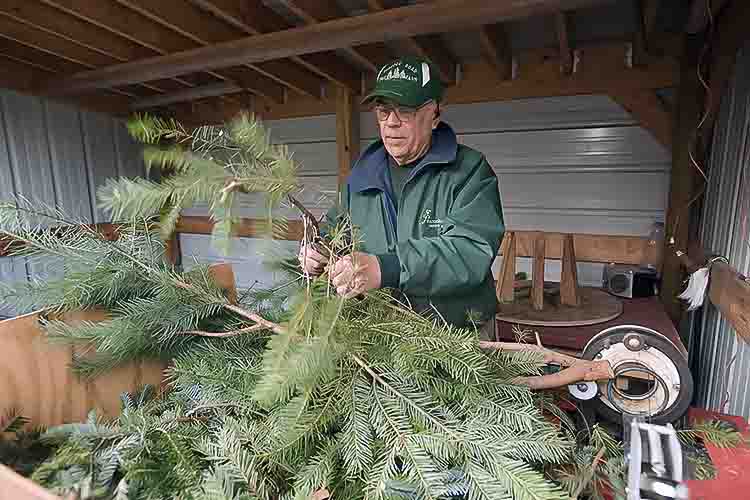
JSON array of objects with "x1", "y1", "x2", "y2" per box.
[
  {"x1": 336, "y1": 85, "x2": 360, "y2": 189},
  {"x1": 164, "y1": 233, "x2": 181, "y2": 266},
  {"x1": 532, "y1": 233, "x2": 546, "y2": 311},
  {"x1": 496, "y1": 231, "x2": 516, "y2": 303},
  {"x1": 660, "y1": 34, "x2": 705, "y2": 324},
  {"x1": 560, "y1": 233, "x2": 580, "y2": 307}
]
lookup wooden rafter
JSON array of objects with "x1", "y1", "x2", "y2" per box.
[
  {"x1": 38, "y1": 0, "x2": 285, "y2": 103},
  {"x1": 0, "y1": 55, "x2": 131, "y2": 116},
  {"x1": 555, "y1": 11, "x2": 573, "y2": 75},
  {"x1": 188, "y1": 0, "x2": 362, "y2": 92},
  {"x1": 168, "y1": 38, "x2": 679, "y2": 124},
  {"x1": 280, "y1": 0, "x2": 391, "y2": 72},
  {"x1": 366, "y1": 0, "x2": 455, "y2": 84},
  {"x1": 336, "y1": 86, "x2": 360, "y2": 188},
  {"x1": 478, "y1": 23, "x2": 512, "y2": 80},
  {"x1": 499, "y1": 231, "x2": 661, "y2": 266},
  {"x1": 276, "y1": 0, "x2": 394, "y2": 73},
  {"x1": 0, "y1": 1, "x2": 194, "y2": 94},
  {"x1": 132, "y1": 82, "x2": 243, "y2": 109},
  {"x1": 642, "y1": 0, "x2": 661, "y2": 44},
  {"x1": 630, "y1": 0, "x2": 655, "y2": 66},
  {"x1": 609, "y1": 89, "x2": 672, "y2": 148},
  {"x1": 660, "y1": 35, "x2": 704, "y2": 323},
  {"x1": 114, "y1": 0, "x2": 324, "y2": 99},
  {"x1": 44, "y1": 0, "x2": 608, "y2": 95}
]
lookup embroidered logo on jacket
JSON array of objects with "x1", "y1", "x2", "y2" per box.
[{"x1": 419, "y1": 209, "x2": 443, "y2": 230}]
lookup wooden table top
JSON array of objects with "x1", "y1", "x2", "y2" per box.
[{"x1": 495, "y1": 295, "x2": 686, "y2": 356}]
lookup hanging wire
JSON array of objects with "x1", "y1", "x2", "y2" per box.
[{"x1": 669, "y1": 0, "x2": 715, "y2": 248}]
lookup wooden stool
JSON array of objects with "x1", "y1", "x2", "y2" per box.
[{"x1": 495, "y1": 231, "x2": 622, "y2": 328}]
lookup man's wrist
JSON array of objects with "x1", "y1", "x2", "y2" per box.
[{"x1": 375, "y1": 253, "x2": 400, "y2": 289}]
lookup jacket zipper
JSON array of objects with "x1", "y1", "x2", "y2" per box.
[{"x1": 382, "y1": 193, "x2": 397, "y2": 251}]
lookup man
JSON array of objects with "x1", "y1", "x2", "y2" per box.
[{"x1": 299, "y1": 56, "x2": 504, "y2": 337}]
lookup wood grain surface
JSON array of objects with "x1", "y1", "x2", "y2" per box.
[{"x1": 0, "y1": 310, "x2": 166, "y2": 428}]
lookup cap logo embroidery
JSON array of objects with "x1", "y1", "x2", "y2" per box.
[{"x1": 377, "y1": 62, "x2": 419, "y2": 83}]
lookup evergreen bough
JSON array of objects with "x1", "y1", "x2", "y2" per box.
[{"x1": 0, "y1": 113, "x2": 630, "y2": 499}]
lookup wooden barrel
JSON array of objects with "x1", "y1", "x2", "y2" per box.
[
  {"x1": 0, "y1": 310, "x2": 167, "y2": 427},
  {"x1": 0, "y1": 310, "x2": 167, "y2": 500}
]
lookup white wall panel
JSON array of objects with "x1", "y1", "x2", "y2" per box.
[{"x1": 0, "y1": 88, "x2": 144, "y2": 318}]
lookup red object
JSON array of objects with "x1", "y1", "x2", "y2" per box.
[
  {"x1": 684, "y1": 408, "x2": 750, "y2": 500},
  {"x1": 495, "y1": 296, "x2": 686, "y2": 356}
]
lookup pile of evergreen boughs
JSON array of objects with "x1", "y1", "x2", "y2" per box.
[{"x1": 1, "y1": 113, "x2": 635, "y2": 499}]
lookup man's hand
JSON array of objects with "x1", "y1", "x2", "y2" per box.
[
  {"x1": 298, "y1": 242, "x2": 329, "y2": 277},
  {"x1": 329, "y1": 252, "x2": 381, "y2": 298}
]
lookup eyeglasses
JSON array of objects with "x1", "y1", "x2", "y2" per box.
[{"x1": 373, "y1": 101, "x2": 432, "y2": 123}]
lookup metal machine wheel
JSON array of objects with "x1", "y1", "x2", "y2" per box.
[{"x1": 582, "y1": 325, "x2": 693, "y2": 425}]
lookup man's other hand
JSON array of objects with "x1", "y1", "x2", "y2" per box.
[
  {"x1": 298, "y1": 242, "x2": 329, "y2": 276},
  {"x1": 330, "y1": 252, "x2": 382, "y2": 298}
]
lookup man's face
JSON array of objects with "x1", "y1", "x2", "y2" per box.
[{"x1": 375, "y1": 100, "x2": 439, "y2": 165}]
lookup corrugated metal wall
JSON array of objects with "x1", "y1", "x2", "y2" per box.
[
  {"x1": 693, "y1": 41, "x2": 750, "y2": 417},
  {"x1": 0, "y1": 88, "x2": 145, "y2": 319},
  {"x1": 180, "y1": 94, "x2": 671, "y2": 290}
]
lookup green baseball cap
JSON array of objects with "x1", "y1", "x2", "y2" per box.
[{"x1": 361, "y1": 56, "x2": 444, "y2": 108}]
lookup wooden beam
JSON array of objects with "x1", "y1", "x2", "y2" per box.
[
  {"x1": 532, "y1": 233, "x2": 546, "y2": 311},
  {"x1": 701, "y1": 0, "x2": 750, "y2": 150},
  {"x1": 709, "y1": 262, "x2": 750, "y2": 343},
  {"x1": 336, "y1": 86, "x2": 360, "y2": 188},
  {"x1": 0, "y1": 3, "x2": 193, "y2": 94},
  {"x1": 609, "y1": 89, "x2": 672, "y2": 148},
  {"x1": 132, "y1": 82, "x2": 243, "y2": 109},
  {"x1": 501, "y1": 231, "x2": 659, "y2": 266},
  {"x1": 44, "y1": 0, "x2": 608, "y2": 94},
  {"x1": 555, "y1": 12, "x2": 574, "y2": 75},
  {"x1": 39, "y1": 0, "x2": 283, "y2": 102},
  {"x1": 0, "y1": 36, "x2": 90, "y2": 76},
  {"x1": 560, "y1": 234, "x2": 580, "y2": 307},
  {"x1": 0, "y1": 56, "x2": 132, "y2": 116},
  {"x1": 188, "y1": 0, "x2": 362, "y2": 92},
  {"x1": 631, "y1": 0, "x2": 648, "y2": 66},
  {"x1": 660, "y1": 34, "x2": 705, "y2": 324},
  {"x1": 366, "y1": 0, "x2": 455, "y2": 84},
  {"x1": 175, "y1": 216, "x2": 304, "y2": 240},
  {"x1": 0, "y1": 16, "x2": 171, "y2": 97},
  {"x1": 478, "y1": 23, "x2": 512, "y2": 81},
  {"x1": 496, "y1": 231, "x2": 516, "y2": 303},
  {"x1": 170, "y1": 38, "x2": 679, "y2": 123},
  {"x1": 685, "y1": 0, "x2": 729, "y2": 34},
  {"x1": 0, "y1": 14, "x2": 111, "y2": 68},
  {"x1": 114, "y1": 0, "x2": 324, "y2": 99},
  {"x1": 131, "y1": 214, "x2": 660, "y2": 271},
  {"x1": 642, "y1": 0, "x2": 661, "y2": 47},
  {"x1": 276, "y1": 0, "x2": 394, "y2": 73}
]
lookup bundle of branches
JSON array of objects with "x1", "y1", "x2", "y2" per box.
[{"x1": 0, "y1": 114, "x2": 623, "y2": 499}]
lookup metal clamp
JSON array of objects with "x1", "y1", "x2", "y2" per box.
[{"x1": 625, "y1": 416, "x2": 689, "y2": 500}]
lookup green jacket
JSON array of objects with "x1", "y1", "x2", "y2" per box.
[{"x1": 323, "y1": 122, "x2": 504, "y2": 327}]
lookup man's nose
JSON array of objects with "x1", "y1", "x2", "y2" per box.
[{"x1": 384, "y1": 112, "x2": 401, "y2": 127}]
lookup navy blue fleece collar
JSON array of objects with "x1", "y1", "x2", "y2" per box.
[{"x1": 348, "y1": 122, "x2": 458, "y2": 193}]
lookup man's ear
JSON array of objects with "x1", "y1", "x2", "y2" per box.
[{"x1": 431, "y1": 102, "x2": 441, "y2": 129}]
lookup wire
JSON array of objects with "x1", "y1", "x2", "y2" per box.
[
  {"x1": 670, "y1": 0, "x2": 715, "y2": 249},
  {"x1": 720, "y1": 352, "x2": 738, "y2": 412}
]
